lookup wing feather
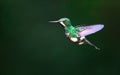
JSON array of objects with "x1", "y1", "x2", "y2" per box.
[{"x1": 76, "y1": 24, "x2": 104, "y2": 37}]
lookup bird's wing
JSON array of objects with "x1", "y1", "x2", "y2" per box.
[{"x1": 76, "y1": 24, "x2": 104, "y2": 37}]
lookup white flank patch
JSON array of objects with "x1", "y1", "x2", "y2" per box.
[
  {"x1": 80, "y1": 36, "x2": 85, "y2": 40},
  {"x1": 70, "y1": 37, "x2": 78, "y2": 42}
]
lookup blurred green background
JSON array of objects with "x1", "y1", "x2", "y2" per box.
[{"x1": 1, "y1": 0, "x2": 120, "y2": 75}]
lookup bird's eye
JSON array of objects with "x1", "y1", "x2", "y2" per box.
[{"x1": 63, "y1": 21, "x2": 66, "y2": 24}]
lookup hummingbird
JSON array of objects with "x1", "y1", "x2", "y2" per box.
[{"x1": 49, "y1": 18, "x2": 104, "y2": 50}]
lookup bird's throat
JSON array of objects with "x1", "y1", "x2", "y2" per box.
[{"x1": 60, "y1": 22, "x2": 65, "y2": 27}]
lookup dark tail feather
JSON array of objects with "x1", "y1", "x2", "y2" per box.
[{"x1": 84, "y1": 38, "x2": 100, "y2": 50}]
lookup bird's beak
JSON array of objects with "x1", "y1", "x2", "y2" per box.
[
  {"x1": 49, "y1": 20, "x2": 60, "y2": 23},
  {"x1": 49, "y1": 19, "x2": 65, "y2": 27}
]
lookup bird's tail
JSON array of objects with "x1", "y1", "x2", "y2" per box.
[{"x1": 84, "y1": 38, "x2": 100, "y2": 50}]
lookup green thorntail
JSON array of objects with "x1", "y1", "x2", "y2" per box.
[{"x1": 49, "y1": 18, "x2": 104, "y2": 50}]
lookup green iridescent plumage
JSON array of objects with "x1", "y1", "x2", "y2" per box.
[
  {"x1": 65, "y1": 25, "x2": 78, "y2": 37},
  {"x1": 49, "y1": 18, "x2": 104, "y2": 50}
]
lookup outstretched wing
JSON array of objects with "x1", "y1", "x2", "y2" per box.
[{"x1": 76, "y1": 24, "x2": 104, "y2": 37}]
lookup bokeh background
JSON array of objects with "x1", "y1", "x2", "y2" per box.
[{"x1": 1, "y1": 0, "x2": 120, "y2": 75}]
